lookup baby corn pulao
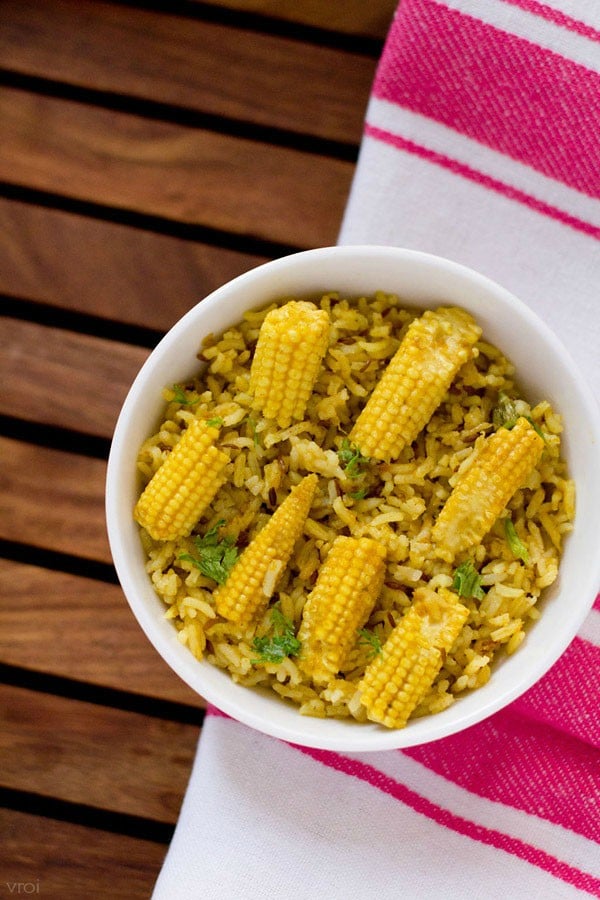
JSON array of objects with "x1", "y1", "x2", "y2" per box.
[
  {"x1": 134, "y1": 292, "x2": 574, "y2": 729},
  {"x1": 249, "y1": 300, "x2": 330, "y2": 428},
  {"x1": 214, "y1": 474, "x2": 317, "y2": 626},
  {"x1": 350, "y1": 306, "x2": 481, "y2": 461},
  {"x1": 359, "y1": 587, "x2": 469, "y2": 728},
  {"x1": 134, "y1": 418, "x2": 229, "y2": 541},
  {"x1": 298, "y1": 536, "x2": 387, "y2": 684},
  {"x1": 432, "y1": 417, "x2": 545, "y2": 562}
]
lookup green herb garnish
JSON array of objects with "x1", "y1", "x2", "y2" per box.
[
  {"x1": 338, "y1": 438, "x2": 369, "y2": 479},
  {"x1": 504, "y1": 518, "x2": 530, "y2": 564},
  {"x1": 246, "y1": 415, "x2": 260, "y2": 447},
  {"x1": 492, "y1": 392, "x2": 545, "y2": 440},
  {"x1": 492, "y1": 391, "x2": 519, "y2": 428},
  {"x1": 179, "y1": 520, "x2": 239, "y2": 585},
  {"x1": 171, "y1": 383, "x2": 200, "y2": 406},
  {"x1": 349, "y1": 488, "x2": 368, "y2": 501},
  {"x1": 206, "y1": 417, "x2": 223, "y2": 427},
  {"x1": 357, "y1": 627, "x2": 382, "y2": 658},
  {"x1": 524, "y1": 416, "x2": 545, "y2": 440},
  {"x1": 452, "y1": 560, "x2": 485, "y2": 600},
  {"x1": 252, "y1": 607, "x2": 301, "y2": 664}
]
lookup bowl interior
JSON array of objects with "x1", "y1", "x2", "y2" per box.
[{"x1": 106, "y1": 246, "x2": 600, "y2": 751}]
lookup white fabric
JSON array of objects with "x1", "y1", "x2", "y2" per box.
[{"x1": 153, "y1": 716, "x2": 585, "y2": 900}]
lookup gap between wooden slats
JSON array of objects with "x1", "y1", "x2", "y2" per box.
[
  {"x1": 0, "y1": 199, "x2": 268, "y2": 332},
  {"x1": 0, "y1": 0, "x2": 377, "y2": 147},
  {"x1": 0, "y1": 88, "x2": 353, "y2": 249},
  {"x1": 0, "y1": 683, "x2": 198, "y2": 822},
  {"x1": 196, "y1": 0, "x2": 398, "y2": 40},
  {"x1": 1, "y1": 807, "x2": 167, "y2": 898},
  {"x1": 0, "y1": 437, "x2": 109, "y2": 562},
  {"x1": 0, "y1": 318, "x2": 149, "y2": 438},
  {"x1": 0, "y1": 558, "x2": 203, "y2": 707}
]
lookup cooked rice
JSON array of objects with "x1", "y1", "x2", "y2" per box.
[{"x1": 136, "y1": 292, "x2": 574, "y2": 725}]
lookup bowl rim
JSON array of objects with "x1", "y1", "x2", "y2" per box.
[{"x1": 106, "y1": 244, "x2": 600, "y2": 751}]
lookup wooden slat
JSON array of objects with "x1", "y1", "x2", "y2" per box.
[
  {"x1": 1, "y1": 808, "x2": 166, "y2": 899},
  {"x1": 0, "y1": 684, "x2": 198, "y2": 821},
  {"x1": 0, "y1": 88, "x2": 352, "y2": 249},
  {"x1": 0, "y1": 319, "x2": 149, "y2": 437},
  {"x1": 0, "y1": 438, "x2": 109, "y2": 563},
  {"x1": 0, "y1": 559, "x2": 204, "y2": 707},
  {"x1": 0, "y1": 0, "x2": 376, "y2": 145},
  {"x1": 0, "y1": 199, "x2": 268, "y2": 330},
  {"x1": 199, "y1": 0, "x2": 397, "y2": 39}
]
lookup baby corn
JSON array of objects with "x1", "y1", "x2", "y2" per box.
[
  {"x1": 214, "y1": 474, "x2": 318, "y2": 626},
  {"x1": 359, "y1": 587, "x2": 468, "y2": 728},
  {"x1": 249, "y1": 300, "x2": 330, "y2": 428},
  {"x1": 299, "y1": 536, "x2": 387, "y2": 684},
  {"x1": 134, "y1": 418, "x2": 228, "y2": 541},
  {"x1": 432, "y1": 416, "x2": 544, "y2": 562},
  {"x1": 350, "y1": 307, "x2": 481, "y2": 461}
]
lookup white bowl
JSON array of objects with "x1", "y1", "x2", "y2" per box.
[{"x1": 106, "y1": 246, "x2": 600, "y2": 751}]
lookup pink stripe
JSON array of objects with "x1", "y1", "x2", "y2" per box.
[
  {"x1": 294, "y1": 744, "x2": 600, "y2": 895},
  {"x1": 374, "y1": 0, "x2": 600, "y2": 197},
  {"x1": 500, "y1": 0, "x2": 600, "y2": 41},
  {"x1": 406, "y1": 705, "x2": 600, "y2": 843},
  {"x1": 364, "y1": 123, "x2": 600, "y2": 241},
  {"x1": 513, "y1": 635, "x2": 600, "y2": 747},
  {"x1": 593, "y1": 592, "x2": 600, "y2": 612}
]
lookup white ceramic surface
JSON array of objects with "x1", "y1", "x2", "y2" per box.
[{"x1": 105, "y1": 246, "x2": 600, "y2": 751}]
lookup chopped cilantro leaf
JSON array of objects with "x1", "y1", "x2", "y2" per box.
[
  {"x1": 452, "y1": 560, "x2": 485, "y2": 600},
  {"x1": 252, "y1": 606, "x2": 301, "y2": 664},
  {"x1": 171, "y1": 383, "x2": 200, "y2": 406},
  {"x1": 246, "y1": 415, "x2": 260, "y2": 447},
  {"x1": 357, "y1": 627, "x2": 382, "y2": 658},
  {"x1": 179, "y1": 520, "x2": 239, "y2": 585},
  {"x1": 492, "y1": 391, "x2": 518, "y2": 428},
  {"x1": 504, "y1": 518, "x2": 530, "y2": 564},
  {"x1": 523, "y1": 416, "x2": 545, "y2": 440},
  {"x1": 492, "y1": 392, "x2": 545, "y2": 440},
  {"x1": 206, "y1": 417, "x2": 223, "y2": 427},
  {"x1": 338, "y1": 438, "x2": 369, "y2": 479},
  {"x1": 349, "y1": 488, "x2": 368, "y2": 500}
]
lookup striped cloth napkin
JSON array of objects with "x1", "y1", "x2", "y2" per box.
[{"x1": 153, "y1": 3, "x2": 600, "y2": 897}]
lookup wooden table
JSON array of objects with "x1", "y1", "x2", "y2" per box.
[{"x1": 0, "y1": 2, "x2": 395, "y2": 895}]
